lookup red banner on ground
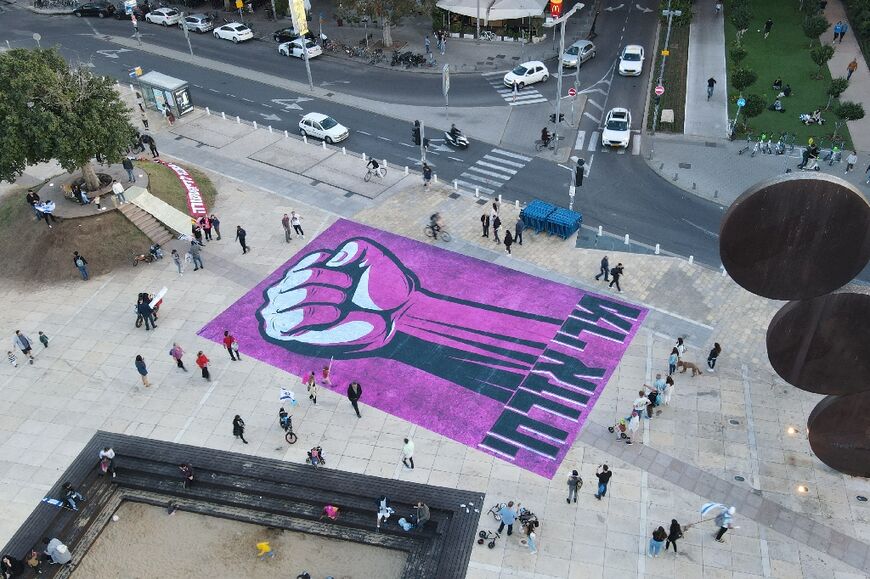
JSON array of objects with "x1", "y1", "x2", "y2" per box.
[{"x1": 155, "y1": 160, "x2": 208, "y2": 218}]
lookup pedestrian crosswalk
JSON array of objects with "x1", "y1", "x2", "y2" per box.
[
  {"x1": 481, "y1": 71, "x2": 549, "y2": 106},
  {"x1": 574, "y1": 130, "x2": 643, "y2": 155},
  {"x1": 454, "y1": 148, "x2": 532, "y2": 195}
]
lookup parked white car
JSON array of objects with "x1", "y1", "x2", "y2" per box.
[
  {"x1": 602, "y1": 108, "x2": 632, "y2": 148},
  {"x1": 144, "y1": 7, "x2": 181, "y2": 26},
  {"x1": 213, "y1": 22, "x2": 254, "y2": 43},
  {"x1": 182, "y1": 13, "x2": 214, "y2": 33},
  {"x1": 503, "y1": 61, "x2": 549, "y2": 88},
  {"x1": 299, "y1": 112, "x2": 349, "y2": 144},
  {"x1": 279, "y1": 38, "x2": 323, "y2": 59},
  {"x1": 618, "y1": 45, "x2": 645, "y2": 76}
]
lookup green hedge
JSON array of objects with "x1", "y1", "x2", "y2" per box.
[{"x1": 845, "y1": 0, "x2": 870, "y2": 65}]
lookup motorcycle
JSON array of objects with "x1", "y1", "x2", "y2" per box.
[
  {"x1": 132, "y1": 252, "x2": 155, "y2": 266},
  {"x1": 444, "y1": 128, "x2": 469, "y2": 150}
]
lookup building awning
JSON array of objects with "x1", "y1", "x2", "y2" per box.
[
  {"x1": 436, "y1": 0, "x2": 495, "y2": 19},
  {"x1": 485, "y1": 0, "x2": 548, "y2": 20}
]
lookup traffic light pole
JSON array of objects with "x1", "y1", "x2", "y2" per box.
[{"x1": 544, "y1": 3, "x2": 584, "y2": 156}]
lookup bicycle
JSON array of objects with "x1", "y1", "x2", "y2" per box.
[
  {"x1": 280, "y1": 413, "x2": 298, "y2": 444},
  {"x1": 535, "y1": 134, "x2": 558, "y2": 151},
  {"x1": 424, "y1": 224, "x2": 451, "y2": 242},
  {"x1": 364, "y1": 165, "x2": 387, "y2": 182},
  {"x1": 737, "y1": 132, "x2": 755, "y2": 155},
  {"x1": 479, "y1": 30, "x2": 497, "y2": 41},
  {"x1": 750, "y1": 132, "x2": 767, "y2": 157}
]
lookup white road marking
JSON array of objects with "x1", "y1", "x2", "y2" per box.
[
  {"x1": 482, "y1": 154, "x2": 525, "y2": 168},
  {"x1": 587, "y1": 131, "x2": 600, "y2": 151},
  {"x1": 357, "y1": 130, "x2": 372, "y2": 136},
  {"x1": 632, "y1": 135, "x2": 642, "y2": 155},
  {"x1": 377, "y1": 136, "x2": 391, "y2": 141},
  {"x1": 467, "y1": 166, "x2": 511, "y2": 180},
  {"x1": 491, "y1": 149, "x2": 532, "y2": 162},
  {"x1": 584, "y1": 112, "x2": 601, "y2": 123},
  {"x1": 458, "y1": 172, "x2": 504, "y2": 187},
  {"x1": 449, "y1": 156, "x2": 464, "y2": 162},
  {"x1": 475, "y1": 160, "x2": 517, "y2": 174},
  {"x1": 455, "y1": 180, "x2": 494, "y2": 194},
  {"x1": 575, "y1": 130, "x2": 586, "y2": 150},
  {"x1": 586, "y1": 99, "x2": 604, "y2": 110}
]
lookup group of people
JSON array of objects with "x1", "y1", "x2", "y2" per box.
[
  {"x1": 1, "y1": 536, "x2": 72, "y2": 576},
  {"x1": 8, "y1": 330, "x2": 48, "y2": 368},
  {"x1": 25, "y1": 189, "x2": 59, "y2": 228},
  {"x1": 594, "y1": 255, "x2": 625, "y2": 292},
  {"x1": 280, "y1": 211, "x2": 305, "y2": 243},
  {"x1": 424, "y1": 30, "x2": 448, "y2": 56},
  {"x1": 375, "y1": 496, "x2": 431, "y2": 532},
  {"x1": 480, "y1": 202, "x2": 524, "y2": 255}
]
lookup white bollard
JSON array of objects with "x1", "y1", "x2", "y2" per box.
[
  {"x1": 236, "y1": 116, "x2": 240, "y2": 124},
  {"x1": 404, "y1": 166, "x2": 409, "y2": 175},
  {"x1": 322, "y1": 141, "x2": 327, "y2": 150},
  {"x1": 382, "y1": 159, "x2": 387, "y2": 168},
  {"x1": 721, "y1": 266, "x2": 728, "y2": 276},
  {"x1": 475, "y1": 187, "x2": 480, "y2": 198},
  {"x1": 284, "y1": 130, "x2": 289, "y2": 138},
  {"x1": 498, "y1": 194, "x2": 502, "y2": 204},
  {"x1": 206, "y1": 107, "x2": 210, "y2": 115},
  {"x1": 515, "y1": 199, "x2": 520, "y2": 208},
  {"x1": 303, "y1": 135, "x2": 307, "y2": 145},
  {"x1": 597, "y1": 225, "x2": 603, "y2": 237},
  {"x1": 268, "y1": 125, "x2": 273, "y2": 134},
  {"x1": 434, "y1": 174, "x2": 438, "y2": 183},
  {"x1": 362, "y1": 153, "x2": 367, "y2": 162},
  {"x1": 624, "y1": 234, "x2": 630, "y2": 245},
  {"x1": 342, "y1": 147, "x2": 346, "y2": 155},
  {"x1": 688, "y1": 255, "x2": 694, "y2": 265},
  {"x1": 654, "y1": 243, "x2": 660, "y2": 255},
  {"x1": 253, "y1": 121, "x2": 258, "y2": 130},
  {"x1": 129, "y1": 84, "x2": 135, "y2": 93},
  {"x1": 454, "y1": 179, "x2": 459, "y2": 190},
  {"x1": 222, "y1": 112, "x2": 226, "y2": 120}
]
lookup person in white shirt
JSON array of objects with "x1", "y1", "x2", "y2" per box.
[
  {"x1": 290, "y1": 211, "x2": 304, "y2": 237},
  {"x1": 111, "y1": 180, "x2": 127, "y2": 204},
  {"x1": 42, "y1": 537, "x2": 72, "y2": 565},
  {"x1": 99, "y1": 447, "x2": 116, "y2": 478},
  {"x1": 633, "y1": 390, "x2": 650, "y2": 421},
  {"x1": 402, "y1": 438, "x2": 415, "y2": 469},
  {"x1": 845, "y1": 151, "x2": 858, "y2": 174}
]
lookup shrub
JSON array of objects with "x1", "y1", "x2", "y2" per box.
[
  {"x1": 810, "y1": 43, "x2": 835, "y2": 78},
  {"x1": 826, "y1": 77, "x2": 850, "y2": 108},
  {"x1": 835, "y1": 101, "x2": 866, "y2": 121},
  {"x1": 741, "y1": 94, "x2": 766, "y2": 128},
  {"x1": 729, "y1": 43, "x2": 748, "y2": 65},
  {"x1": 803, "y1": 15, "x2": 831, "y2": 46},
  {"x1": 731, "y1": 67, "x2": 758, "y2": 91},
  {"x1": 730, "y1": 5, "x2": 752, "y2": 39}
]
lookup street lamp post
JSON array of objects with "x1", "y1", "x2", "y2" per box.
[{"x1": 543, "y1": 3, "x2": 585, "y2": 155}]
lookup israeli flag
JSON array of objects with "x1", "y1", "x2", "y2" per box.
[{"x1": 280, "y1": 388, "x2": 298, "y2": 406}]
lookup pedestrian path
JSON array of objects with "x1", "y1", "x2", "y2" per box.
[
  {"x1": 684, "y1": 2, "x2": 729, "y2": 138},
  {"x1": 576, "y1": 130, "x2": 644, "y2": 155},
  {"x1": 481, "y1": 70, "x2": 549, "y2": 107},
  {"x1": 454, "y1": 148, "x2": 532, "y2": 195}
]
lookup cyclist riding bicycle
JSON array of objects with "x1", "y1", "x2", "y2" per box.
[
  {"x1": 367, "y1": 158, "x2": 380, "y2": 172},
  {"x1": 541, "y1": 127, "x2": 551, "y2": 147},
  {"x1": 429, "y1": 213, "x2": 443, "y2": 239},
  {"x1": 278, "y1": 407, "x2": 290, "y2": 431}
]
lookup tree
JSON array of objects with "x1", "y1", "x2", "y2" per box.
[
  {"x1": 803, "y1": 15, "x2": 830, "y2": 46},
  {"x1": 0, "y1": 48, "x2": 136, "y2": 190},
  {"x1": 826, "y1": 77, "x2": 849, "y2": 109},
  {"x1": 731, "y1": 67, "x2": 758, "y2": 91},
  {"x1": 835, "y1": 101, "x2": 866, "y2": 121},
  {"x1": 342, "y1": 0, "x2": 431, "y2": 47},
  {"x1": 810, "y1": 44, "x2": 835, "y2": 78},
  {"x1": 730, "y1": 5, "x2": 752, "y2": 40},
  {"x1": 274, "y1": 0, "x2": 288, "y2": 18},
  {"x1": 729, "y1": 43, "x2": 748, "y2": 66},
  {"x1": 741, "y1": 94, "x2": 765, "y2": 129}
]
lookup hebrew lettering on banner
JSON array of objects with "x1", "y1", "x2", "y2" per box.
[{"x1": 199, "y1": 220, "x2": 647, "y2": 478}]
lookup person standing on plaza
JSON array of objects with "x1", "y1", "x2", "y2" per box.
[
  {"x1": 480, "y1": 213, "x2": 490, "y2": 238},
  {"x1": 223, "y1": 330, "x2": 240, "y2": 361},
  {"x1": 648, "y1": 526, "x2": 667, "y2": 557},
  {"x1": 665, "y1": 519, "x2": 683, "y2": 553},
  {"x1": 595, "y1": 255, "x2": 609, "y2": 281},
  {"x1": 347, "y1": 381, "x2": 362, "y2": 417},
  {"x1": 424, "y1": 34, "x2": 431, "y2": 54},
  {"x1": 281, "y1": 213, "x2": 292, "y2": 243},
  {"x1": 196, "y1": 351, "x2": 210, "y2": 381},
  {"x1": 321, "y1": 365, "x2": 331, "y2": 385},
  {"x1": 290, "y1": 211, "x2": 304, "y2": 237},
  {"x1": 73, "y1": 251, "x2": 89, "y2": 281},
  {"x1": 122, "y1": 156, "x2": 136, "y2": 183},
  {"x1": 567, "y1": 469, "x2": 582, "y2": 504},
  {"x1": 209, "y1": 214, "x2": 221, "y2": 240},
  {"x1": 440, "y1": 31, "x2": 447, "y2": 55},
  {"x1": 135, "y1": 354, "x2": 150, "y2": 387},
  {"x1": 846, "y1": 151, "x2": 858, "y2": 174},
  {"x1": 707, "y1": 342, "x2": 722, "y2": 371},
  {"x1": 402, "y1": 438, "x2": 415, "y2": 469},
  {"x1": 307, "y1": 372, "x2": 318, "y2": 404},
  {"x1": 497, "y1": 501, "x2": 520, "y2": 536},
  {"x1": 13, "y1": 330, "x2": 35, "y2": 365},
  {"x1": 190, "y1": 240, "x2": 204, "y2": 271},
  {"x1": 232, "y1": 415, "x2": 248, "y2": 444},
  {"x1": 763, "y1": 18, "x2": 773, "y2": 38},
  {"x1": 170, "y1": 343, "x2": 187, "y2": 371},
  {"x1": 235, "y1": 225, "x2": 249, "y2": 254},
  {"x1": 514, "y1": 218, "x2": 524, "y2": 245},
  {"x1": 847, "y1": 58, "x2": 858, "y2": 80},
  {"x1": 201, "y1": 216, "x2": 213, "y2": 241},
  {"x1": 504, "y1": 229, "x2": 513, "y2": 255},
  {"x1": 422, "y1": 163, "x2": 432, "y2": 187},
  {"x1": 137, "y1": 297, "x2": 156, "y2": 331},
  {"x1": 675, "y1": 337, "x2": 686, "y2": 359},
  {"x1": 609, "y1": 262, "x2": 624, "y2": 292},
  {"x1": 668, "y1": 347, "x2": 679, "y2": 375},
  {"x1": 662, "y1": 375, "x2": 675, "y2": 406},
  {"x1": 111, "y1": 178, "x2": 127, "y2": 202},
  {"x1": 171, "y1": 249, "x2": 184, "y2": 275},
  {"x1": 522, "y1": 521, "x2": 538, "y2": 554},
  {"x1": 594, "y1": 465, "x2": 612, "y2": 499},
  {"x1": 492, "y1": 213, "x2": 501, "y2": 244},
  {"x1": 632, "y1": 389, "x2": 649, "y2": 418},
  {"x1": 714, "y1": 506, "x2": 736, "y2": 542}
]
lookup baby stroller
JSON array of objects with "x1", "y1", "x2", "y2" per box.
[
  {"x1": 517, "y1": 506, "x2": 539, "y2": 531},
  {"x1": 306, "y1": 446, "x2": 325, "y2": 468},
  {"x1": 608, "y1": 413, "x2": 637, "y2": 445}
]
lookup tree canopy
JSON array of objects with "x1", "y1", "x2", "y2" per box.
[{"x1": 0, "y1": 48, "x2": 137, "y2": 185}]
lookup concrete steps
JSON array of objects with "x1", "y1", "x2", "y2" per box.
[{"x1": 118, "y1": 204, "x2": 174, "y2": 246}]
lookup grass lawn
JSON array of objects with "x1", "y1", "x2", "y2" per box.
[
  {"x1": 0, "y1": 188, "x2": 151, "y2": 283},
  {"x1": 135, "y1": 161, "x2": 218, "y2": 215},
  {"x1": 647, "y1": 22, "x2": 690, "y2": 133},
  {"x1": 725, "y1": 1, "x2": 854, "y2": 148}
]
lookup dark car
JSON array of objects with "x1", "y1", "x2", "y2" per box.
[
  {"x1": 115, "y1": 4, "x2": 149, "y2": 20},
  {"x1": 273, "y1": 26, "x2": 316, "y2": 44},
  {"x1": 72, "y1": 1, "x2": 116, "y2": 17}
]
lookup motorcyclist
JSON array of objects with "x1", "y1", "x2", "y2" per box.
[
  {"x1": 429, "y1": 212, "x2": 443, "y2": 239},
  {"x1": 541, "y1": 127, "x2": 551, "y2": 147},
  {"x1": 449, "y1": 124, "x2": 461, "y2": 139}
]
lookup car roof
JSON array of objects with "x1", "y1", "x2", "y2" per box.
[
  {"x1": 568, "y1": 40, "x2": 594, "y2": 50},
  {"x1": 302, "y1": 112, "x2": 330, "y2": 122},
  {"x1": 608, "y1": 108, "x2": 630, "y2": 117},
  {"x1": 623, "y1": 45, "x2": 643, "y2": 53},
  {"x1": 187, "y1": 13, "x2": 209, "y2": 19},
  {"x1": 155, "y1": 7, "x2": 175, "y2": 12},
  {"x1": 518, "y1": 60, "x2": 544, "y2": 67}
]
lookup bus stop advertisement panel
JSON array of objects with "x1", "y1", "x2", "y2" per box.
[{"x1": 136, "y1": 71, "x2": 193, "y2": 117}]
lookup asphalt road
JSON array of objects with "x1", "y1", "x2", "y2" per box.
[{"x1": 2, "y1": 4, "x2": 725, "y2": 267}]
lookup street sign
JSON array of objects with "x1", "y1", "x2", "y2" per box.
[
  {"x1": 235, "y1": 0, "x2": 243, "y2": 8},
  {"x1": 654, "y1": 85, "x2": 665, "y2": 96},
  {"x1": 568, "y1": 87, "x2": 577, "y2": 97},
  {"x1": 661, "y1": 49, "x2": 670, "y2": 56},
  {"x1": 442, "y1": 64, "x2": 450, "y2": 97},
  {"x1": 737, "y1": 97, "x2": 746, "y2": 107}
]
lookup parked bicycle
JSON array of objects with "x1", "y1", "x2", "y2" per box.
[
  {"x1": 479, "y1": 30, "x2": 497, "y2": 41},
  {"x1": 737, "y1": 132, "x2": 755, "y2": 155}
]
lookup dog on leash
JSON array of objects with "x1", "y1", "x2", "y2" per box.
[{"x1": 677, "y1": 360, "x2": 704, "y2": 376}]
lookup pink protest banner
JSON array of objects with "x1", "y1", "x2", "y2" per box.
[{"x1": 156, "y1": 160, "x2": 208, "y2": 218}]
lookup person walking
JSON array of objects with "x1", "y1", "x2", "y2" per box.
[
  {"x1": 135, "y1": 354, "x2": 150, "y2": 387},
  {"x1": 422, "y1": 163, "x2": 432, "y2": 187},
  {"x1": 847, "y1": 58, "x2": 858, "y2": 80},
  {"x1": 122, "y1": 156, "x2": 136, "y2": 183},
  {"x1": 142, "y1": 133, "x2": 158, "y2": 157},
  {"x1": 307, "y1": 372, "x2": 318, "y2": 404},
  {"x1": 714, "y1": 506, "x2": 736, "y2": 542},
  {"x1": 7, "y1": 351, "x2": 18, "y2": 368},
  {"x1": 290, "y1": 211, "x2": 304, "y2": 237},
  {"x1": 171, "y1": 249, "x2": 184, "y2": 275},
  {"x1": 839, "y1": 22, "x2": 849, "y2": 43},
  {"x1": 595, "y1": 255, "x2": 609, "y2": 281},
  {"x1": 706, "y1": 77, "x2": 716, "y2": 101},
  {"x1": 496, "y1": 501, "x2": 520, "y2": 536},
  {"x1": 137, "y1": 298, "x2": 156, "y2": 331},
  {"x1": 522, "y1": 521, "x2": 538, "y2": 554},
  {"x1": 668, "y1": 347, "x2": 679, "y2": 375},
  {"x1": 648, "y1": 526, "x2": 667, "y2": 557},
  {"x1": 633, "y1": 389, "x2": 651, "y2": 423},
  {"x1": 609, "y1": 262, "x2": 624, "y2": 292},
  {"x1": 235, "y1": 226, "x2": 249, "y2": 254},
  {"x1": 347, "y1": 381, "x2": 363, "y2": 417},
  {"x1": 666, "y1": 519, "x2": 683, "y2": 553},
  {"x1": 170, "y1": 343, "x2": 187, "y2": 371},
  {"x1": 514, "y1": 218, "x2": 524, "y2": 245},
  {"x1": 402, "y1": 438, "x2": 415, "y2": 469},
  {"x1": 232, "y1": 415, "x2": 248, "y2": 444},
  {"x1": 210, "y1": 214, "x2": 222, "y2": 240},
  {"x1": 196, "y1": 351, "x2": 210, "y2": 381},
  {"x1": 223, "y1": 331, "x2": 240, "y2": 361},
  {"x1": 424, "y1": 34, "x2": 431, "y2": 54},
  {"x1": 281, "y1": 213, "x2": 292, "y2": 243},
  {"x1": 567, "y1": 469, "x2": 582, "y2": 504},
  {"x1": 662, "y1": 375, "x2": 675, "y2": 406},
  {"x1": 12, "y1": 330, "x2": 35, "y2": 365},
  {"x1": 707, "y1": 342, "x2": 722, "y2": 371},
  {"x1": 189, "y1": 240, "x2": 204, "y2": 271},
  {"x1": 846, "y1": 151, "x2": 858, "y2": 173},
  {"x1": 73, "y1": 251, "x2": 89, "y2": 281},
  {"x1": 504, "y1": 229, "x2": 513, "y2": 255},
  {"x1": 492, "y1": 213, "x2": 501, "y2": 244},
  {"x1": 480, "y1": 213, "x2": 490, "y2": 238},
  {"x1": 179, "y1": 463, "x2": 194, "y2": 488},
  {"x1": 593, "y1": 464, "x2": 612, "y2": 499},
  {"x1": 675, "y1": 337, "x2": 686, "y2": 358},
  {"x1": 834, "y1": 20, "x2": 843, "y2": 42},
  {"x1": 763, "y1": 18, "x2": 773, "y2": 39},
  {"x1": 714, "y1": 1, "x2": 722, "y2": 14},
  {"x1": 38, "y1": 331, "x2": 50, "y2": 348}
]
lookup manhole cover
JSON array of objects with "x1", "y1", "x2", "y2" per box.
[
  {"x1": 678, "y1": 162, "x2": 692, "y2": 169},
  {"x1": 858, "y1": 496, "x2": 868, "y2": 502},
  {"x1": 486, "y1": 56, "x2": 495, "y2": 60},
  {"x1": 496, "y1": 54, "x2": 506, "y2": 58},
  {"x1": 512, "y1": 56, "x2": 520, "y2": 60},
  {"x1": 705, "y1": 142, "x2": 717, "y2": 148},
  {"x1": 325, "y1": 92, "x2": 334, "y2": 97},
  {"x1": 729, "y1": 419, "x2": 740, "y2": 425},
  {"x1": 476, "y1": 199, "x2": 487, "y2": 205},
  {"x1": 734, "y1": 475, "x2": 745, "y2": 482},
  {"x1": 449, "y1": 192, "x2": 460, "y2": 199},
  {"x1": 343, "y1": 191, "x2": 354, "y2": 198}
]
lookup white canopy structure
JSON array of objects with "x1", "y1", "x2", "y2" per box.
[
  {"x1": 485, "y1": 0, "x2": 548, "y2": 20},
  {"x1": 435, "y1": 0, "x2": 495, "y2": 19}
]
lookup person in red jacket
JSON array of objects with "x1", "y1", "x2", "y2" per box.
[
  {"x1": 196, "y1": 351, "x2": 210, "y2": 381},
  {"x1": 223, "y1": 330, "x2": 240, "y2": 361}
]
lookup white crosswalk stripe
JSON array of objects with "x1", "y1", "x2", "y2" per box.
[
  {"x1": 482, "y1": 72, "x2": 548, "y2": 106},
  {"x1": 457, "y1": 149, "x2": 532, "y2": 194}
]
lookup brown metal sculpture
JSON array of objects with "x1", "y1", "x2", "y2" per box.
[{"x1": 721, "y1": 173, "x2": 870, "y2": 477}]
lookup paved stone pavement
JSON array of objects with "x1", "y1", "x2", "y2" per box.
[
  {"x1": 2, "y1": 107, "x2": 870, "y2": 578},
  {"x1": 684, "y1": 0, "x2": 729, "y2": 139}
]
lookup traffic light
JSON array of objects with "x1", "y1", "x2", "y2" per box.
[
  {"x1": 412, "y1": 121, "x2": 421, "y2": 145},
  {"x1": 549, "y1": 113, "x2": 565, "y2": 124},
  {"x1": 574, "y1": 159, "x2": 585, "y2": 187}
]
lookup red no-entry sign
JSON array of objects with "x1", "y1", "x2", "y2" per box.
[
  {"x1": 568, "y1": 87, "x2": 577, "y2": 97},
  {"x1": 654, "y1": 85, "x2": 665, "y2": 96}
]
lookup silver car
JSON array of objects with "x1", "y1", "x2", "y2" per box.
[
  {"x1": 182, "y1": 13, "x2": 213, "y2": 33},
  {"x1": 561, "y1": 39, "x2": 596, "y2": 68}
]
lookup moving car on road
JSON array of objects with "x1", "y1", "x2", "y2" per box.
[
  {"x1": 213, "y1": 22, "x2": 254, "y2": 43},
  {"x1": 72, "y1": 1, "x2": 116, "y2": 17},
  {"x1": 182, "y1": 14, "x2": 214, "y2": 33},
  {"x1": 299, "y1": 112, "x2": 349, "y2": 144},
  {"x1": 561, "y1": 39, "x2": 596, "y2": 68},
  {"x1": 279, "y1": 38, "x2": 322, "y2": 59},
  {"x1": 618, "y1": 45, "x2": 645, "y2": 76},
  {"x1": 115, "y1": 3, "x2": 148, "y2": 20},
  {"x1": 145, "y1": 7, "x2": 181, "y2": 26},
  {"x1": 602, "y1": 108, "x2": 632, "y2": 148},
  {"x1": 503, "y1": 61, "x2": 549, "y2": 89}
]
